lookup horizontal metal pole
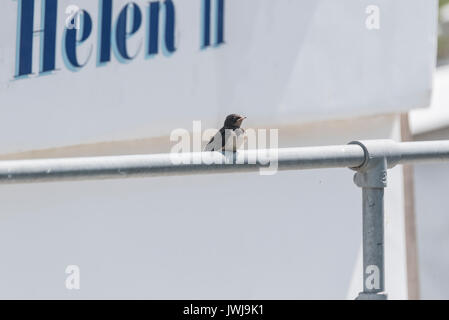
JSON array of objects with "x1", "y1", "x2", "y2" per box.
[
  {"x1": 397, "y1": 140, "x2": 449, "y2": 164},
  {"x1": 0, "y1": 140, "x2": 448, "y2": 184},
  {"x1": 0, "y1": 145, "x2": 365, "y2": 184}
]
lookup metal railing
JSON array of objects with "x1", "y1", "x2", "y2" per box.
[{"x1": 1, "y1": 139, "x2": 449, "y2": 299}]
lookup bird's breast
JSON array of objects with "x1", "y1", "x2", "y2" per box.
[{"x1": 223, "y1": 128, "x2": 246, "y2": 151}]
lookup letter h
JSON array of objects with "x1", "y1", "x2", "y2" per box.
[{"x1": 15, "y1": 0, "x2": 57, "y2": 77}]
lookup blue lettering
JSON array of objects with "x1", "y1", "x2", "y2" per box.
[
  {"x1": 201, "y1": 0, "x2": 211, "y2": 48},
  {"x1": 147, "y1": 0, "x2": 176, "y2": 57},
  {"x1": 98, "y1": 0, "x2": 113, "y2": 65},
  {"x1": 115, "y1": 3, "x2": 142, "y2": 61},
  {"x1": 15, "y1": 0, "x2": 57, "y2": 77},
  {"x1": 63, "y1": 10, "x2": 93, "y2": 70},
  {"x1": 12, "y1": 0, "x2": 223, "y2": 79},
  {"x1": 147, "y1": 1, "x2": 160, "y2": 56},
  {"x1": 163, "y1": 0, "x2": 176, "y2": 54},
  {"x1": 201, "y1": 0, "x2": 225, "y2": 48},
  {"x1": 216, "y1": 0, "x2": 224, "y2": 45}
]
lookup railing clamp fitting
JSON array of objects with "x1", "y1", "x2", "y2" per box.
[{"x1": 348, "y1": 140, "x2": 399, "y2": 188}]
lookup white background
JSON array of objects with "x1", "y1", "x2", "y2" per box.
[{"x1": 0, "y1": 0, "x2": 438, "y2": 154}]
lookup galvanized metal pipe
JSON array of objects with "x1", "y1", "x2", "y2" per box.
[
  {"x1": 358, "y1": 187, "x2": 387, "y2": 300},
  {"x1": 397, "y1": 140, "x2": 449, "y2": 164},
  {"x1": 1, "y1": 141, "x2": 449, "y2": 185},
  {"x1": 0, "y1": 145, "x2": 365, "y2": 184},
  {"x1": 350, "y1": 140, "x2": 389, "y2": 300}
]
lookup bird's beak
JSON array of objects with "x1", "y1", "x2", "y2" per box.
[{"x1": 239, "y1": 116, "x2": 247, "y2": 121}]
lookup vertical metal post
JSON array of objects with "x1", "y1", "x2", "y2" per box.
[
  {"x1": 350, "y1": 141, "x2": 391, "y2": 300},
  {"x1": 358, "y1": 187, "x2": 387, "y2": 299}
]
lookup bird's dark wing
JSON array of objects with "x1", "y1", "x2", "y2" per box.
[
  {"x1": 204, "y1": 135, "x2": 216, "y2": 151},
  {"x1": 204, "y1": 127, "x2": 226, "y2": 151}
]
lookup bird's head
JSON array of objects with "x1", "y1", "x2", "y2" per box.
[{"x1": 224, "y1": 114, "x2": 246, "y2": 128}]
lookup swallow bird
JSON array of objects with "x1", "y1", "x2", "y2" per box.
[{"x1": 204, "y1": 114, "x2": 247, "y2": 152}]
